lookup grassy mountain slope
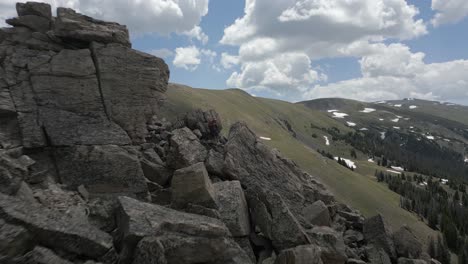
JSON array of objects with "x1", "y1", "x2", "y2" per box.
[{"x1": 162, "y1": 84, "x2": 438, "y2": 243}]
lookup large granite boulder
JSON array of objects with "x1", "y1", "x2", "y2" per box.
[
  {"x1": 167, "y1": 127, "x2": 207, "y2": 169},
  {"x1": 224, "y1": 122, "x2": 334, "y2": 226},
  {"x1": 54, "y1": 7, "x2": 131, "y2": 47},
  {"x1": 393, "y1": 226, "x2": 422, "y2": 259},
  {"x1": 18, "y1": 246, "x2": 73, "y2": 264},
  {"x1": 183, "y1": 109, "x2": 223, "y2": 139},
  {"x1": 214, "y1": 180, "x2": 250, "y2": 237},
  {"x1": 54, "y1": 145, "x2": 149, "y2": 198},
  {"x1": 91, "y1": 43, "x2": 169, "y2": 143},
  {"x1": 0, "y1": 193, "x2": 113, "y2": 259},
  {"x1": 303, "y1": 200, "x2": 331, "y2": 227},
  {"x1": 307, "y1": 226, "x2": 347, "y2": 264},
  {"x1": 363, "y1": 214, "x2": 396, "y2": 260},
  {"x1": 247, "y1": 185, "x2": 310, "y2": 251},
  {"x1": 274, "y1": 245, "x2": 323, "y2": 264},
  {"x1": 116, "y1": 196, "x2": 252, "y2": 264},
  {"x1": 171, "y1": 162, "x2": 218, "y2": 209}
]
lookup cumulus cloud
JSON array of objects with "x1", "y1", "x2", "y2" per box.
[
  {"x1": 305, "y1": 44, "x2": 468, "y2": 103},
  {"x1": 173, "y1": 46, "x2": 218, "y2": 71},
  {"x1": 182, "y1": 25, "x2": 209, "y2": 44},
  {"x1": 147, "y1": 48, "x2": 174, "y2": 59},
  {"x1": 221, "y1": 53, "x2": 240, "y2": 69},
  {"x1": 227, "y1": 52, "x2": 327, "y2": 98},
  {"x1": 220, "y1": 0, "x2": 428, "y2": 100},
  {"x1": 173, "y1": 46, "x2": 201, "y2": 71},
  {"x1": 431, "y1": 0, "x2": 468, "y2": 27},
  {"x1": 0, "y1": 0, "x2": 209, "y2": 40}
]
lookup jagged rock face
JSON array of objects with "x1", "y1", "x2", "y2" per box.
[
  {"x1": 0, "y1": 193, "x2": 113, "y2": 259},
  {"x1": 0, "y1": 2, "x2": 169, "y2": 198},
  {"x1": 116, "y1": 196, "x2": 253, "y2": 264},
  {"x1": 224, "y1": 122, "x2": 334, "y2": 225}
]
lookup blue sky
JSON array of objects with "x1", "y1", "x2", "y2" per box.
[
  {"x1": 3, "y1": 0, "x2": 466, "y2": 104},
  {"x1": 129, "y1": 0, "x2": 468, "y2": 104}
]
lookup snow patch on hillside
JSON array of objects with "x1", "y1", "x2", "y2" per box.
[
  {"x1": 259, "y1": 136, "x2": 271, "y2": 141},
  {"x1": 393, "y1": 126, "x2": 400, "y2": 130},
  {"x1": 409, "y1": 105, "x2": 418, "y2": 109},
  {"x1": 334, "y1": 157, "x2": 356, "y2": 169},
  {"x1": 391, "y1": 166, "x2": 404, "y2": 171},
  {"x1": 379, "y1": 118, "x2": 384, "y2": 121},
  {"x1": 360, "y1": 108, "x2": 376, "y2": 113},
  {"x1": 391, "y1": 118, "x2": 399, "y2": 123},
  {"x1": 386, "y1": 170, "x2": 402, "y2": 175},
  {"x1": 346, "y1": 122, "x2": 356, "y2": 127},
  {"x1": 360, "y1": 128, "x2": 368, "y2": 131},
  {"x1": 368, "y1": 158, "x2": 375, "y2": 163},
  {"x1": 327, "y1": 109, "x2": 339, "y2": 113},
  {"x1": 426, "y1": 135, "x2": 435, "y2": 140},
  {"x1": 323, "y1": 136, "x2": 330, "y2": 146},
  {"x1": 394, "y1": 104, "x2": 402, "y2": 107},
  {"x1": 333, "y1": 112, "x2": 349, "y2": 118},
  {"x1": 380, "y1": 132, "x2": 386, "y2": 140}
]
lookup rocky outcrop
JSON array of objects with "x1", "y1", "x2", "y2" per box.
[
  {"x1": 116, "y1": 196, "x2": 252, "y2": 264},
  {"x1": 0, "y1": 2, "x2": 423, "y2": 264}
]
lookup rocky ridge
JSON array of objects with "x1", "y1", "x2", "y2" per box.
[{"x1": 0, "y1": 2, "x2": 435, "y2": 264}]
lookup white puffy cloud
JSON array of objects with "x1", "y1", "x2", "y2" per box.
[
  {"x1": 0, "y1": 0, "x2": 209, "y2": 39},
  {"x1": 220, "y1": 53, "x2": 240, "y2": 69},
  {"x1": 173, "y1": 46, "x2": 201, "y2": 71},
  {"x1": 431, "y1": 0, "x2": 468, "y2": 27},
  {"x1": 182, "y1": 25, "x2": 209, "y2": 44},
  {"x1": 147, "y1": 48, "x2": 174, "y2": 59},
  {"x1": 305, "y1": 44, "x2": 468, "y2": 103},
  {"x1": 227, "y1": 52, "x2": 326, "y2": 98},
  {"x1": 221, "y1": 0, "x2": 428, "y2": 100},
  {"x1": 173, "y1": 46, "x2": 218, "y2": 71}
]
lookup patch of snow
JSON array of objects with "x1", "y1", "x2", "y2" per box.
[
  {"x1": 368, "y1": 158, "x2": 375, "y2": 163},
  {"x1": 419, "y1": 181, "x2": 428, "y2": 186},
  {"x1": 394, "y1": 104, "x2": 402, "y2": 107},
  {"x1": 409, "y1": 105, "x2": 418, "y2": 109},
  {"x1": 346, "y1": 122, "x2": 356, "y2": 127},
  {"x1": 386, "y1": 170, "x2": 402, "y2": 175},
  {"x1": 334, "y1": 157, "x2": 357, "y2": 169},
  {"x1": 360, "y1": 128, "x2": 368, "y2": 131},
  {"x1": 360, "y1": 108, "x2": 376, "y2": 113},
  {"x1": 391, "y1": 118, "x2": 399, "y2": 123},
  {"x1": 404, "y1": 118, "x2": 410, "y2": 121},
  {"x1": 376, "y1": 101, "x2": 386, "y2": 104},
  {"x1": 396, "y1": 115, "x2": 403, "y2": 118},
  {"x1": 379, "y1": 118, "x2": 384, "y2": 121},
  {"x1": 327, "y1": 109, "x2": 339, "y2": 113},
  {"x1": 391, "y1": 166, "x2": 404, "y2": 171},
  {"x1": 380, "y1": 132, "x2": 386, "y2": 140},
  {"x1": 409, "y1": 126, "x2": 414, "y2": 129},
  {"x1": 393, "y1": 126, "x2": 400, "y2": 130},
  {"x1": 323, "y1": 136, "x2": 330, "y2": 146},
  {"x1": 332, "y1": 112, "x2": 349, "y2": 118},
  {"x1": 441, "y1": 179, "x2": 449, "y2": 184},
  {"x1": 444, "y1": 139, "x2": 451, "y2": 142},
  {"x1": 259, "y1": 136, "x2": 271, "y2": 141},
  {"x1": 426, "y1": 135, "x2": 435, "y2": 140},
  {"x1": 464, "y1": 157, "x2": 468, "y2": 163}
]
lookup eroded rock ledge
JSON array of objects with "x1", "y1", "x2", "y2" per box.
[{"x1": 0, "y1": 2, "x2": 432, "y2": 264}]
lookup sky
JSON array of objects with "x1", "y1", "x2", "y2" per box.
[{"x1": 1, "y1": 0, "x2": 468, "y2": 105}]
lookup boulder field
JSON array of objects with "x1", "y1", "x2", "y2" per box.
[{"x1": 0, "y1": 2, "x2": 434, "y2": 264}]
